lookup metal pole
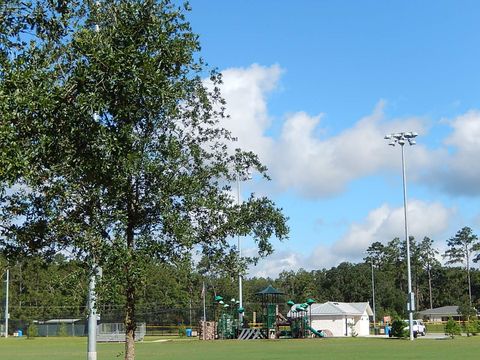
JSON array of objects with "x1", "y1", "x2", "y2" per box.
[
  {"x1": 87, "y1": 266, "x2": 97, "y2": 360},
  {"x1": 88, "y1": 4, "x2": 101, "y2": 357},
  {"x1": 371, "y1": 261, "x2": 376, "y2": 332},
  {"x1": 401, "y1": 144, "x2": 414, "y2": 341},
  {"x1": 236, "y1": 175, "x2": 243, "y2": 326},
  {"x1": 202, "y1": 282, "x2": 206, "y2": 340},
  {"x1": 4, "y1": 269, "x2": 9, "y2": 338}
]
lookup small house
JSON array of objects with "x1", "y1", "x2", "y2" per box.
[
  {"x1": 418, "y1": 306, "x2": 461, "y2": 322},
  {"x1": 289, "y1": 301, "x2": 373, "y2": 337}
]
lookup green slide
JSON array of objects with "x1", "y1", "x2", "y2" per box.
[{"x1": 308, "y1": 326, "x2": 325, "y2": 337}]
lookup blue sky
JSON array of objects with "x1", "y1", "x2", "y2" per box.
[{"x1": 187, "y1": 0, "x2": 480, "y2": 277}]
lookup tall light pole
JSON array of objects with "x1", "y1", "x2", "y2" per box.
[
  {"x1": 236, "y1": 169, "x2": 251, "y2": 327},
  {"x1": 384, "y1": 131, "x2": 417, "y2": 341}
]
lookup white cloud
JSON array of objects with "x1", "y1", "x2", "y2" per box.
[
  {"x1": 424, "y1": 110, "x2": 480, "y2": 195},
  {"x1": 249, "y1": 250, "x2": 303, "y2": 278},
  {"x1": 249, "y1": 200, "x2": 455, "y2": 277},
  {"x1": 218, "y1": 65, "x2": 431, "y2": 198},
  {"x1": 218, "y1": 64, "x2": 280, "y2": 160},
  {"x1": 330, "y1": 200, "x2": 454, "y2": 261}
]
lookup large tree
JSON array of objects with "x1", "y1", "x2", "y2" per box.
[
  {"x1": 443, "y1": 227, "x2": 480, "y2": 307},
  {"x1": 417, "y1": 236, "x2": 439, "y2": 310},
  {"x1": 0, "y1": 1, "x2": 288, "y2": 359}
]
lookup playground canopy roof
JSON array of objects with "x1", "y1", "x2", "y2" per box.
[{"x1": 256, "y1": 285, "x2": 285, "y2": 295}]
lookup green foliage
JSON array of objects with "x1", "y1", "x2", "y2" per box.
[
  {"x1": 464, "y1": 320, "x2": 480, "y2": 337},
  {"x1": 178, "y1": 324, "x2": 186, "y2": 337},
  {"x1": 27, "y1": 322, "x2": 38, "y2": 339},
  {"x1": 390, "y1": 318, "x2": 408, "y2": 338},
  {"x1": 458, "y1": 302, "x2": 477, "y2": 320},
  {"x1": 445, "y1": 318, "x2": 461, "y2": 339},
  {"x1": 443, "y1": 227, "x2": 480, "y2": 306},
  {"x1": 1, "y1": 2, "x2": 288, "y2": 359}
]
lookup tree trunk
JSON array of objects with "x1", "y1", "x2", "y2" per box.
[
  {"x1": 428, "y1": 266, "x2": 433, "y2": 309},
  {"x1": 124, "y1": 241, "x2": 136, "y2": 360},
  {"x1": 124, "y1": 279, "x2": 136, "y2": 360},
  {"x1": 125, "y1": 182, "x2": 137, "y2": 360}
]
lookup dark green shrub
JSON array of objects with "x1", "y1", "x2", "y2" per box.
[
  {"x1": 390, "y1": 318, "x2": 407, "y2": 338},
  {"x1": 445, "y1": 318, "x2": 461, "y2": 339},
  {"x1": 27, "y1": 322, "x2": 38, "y2": 339}
]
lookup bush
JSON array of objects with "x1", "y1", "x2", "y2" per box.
[
  {"x1": 445, "y1": 318, "x2": 461, "y2": 339},
  {"x1": 27, "y1": 322, "x2": 38, "y2": 339},
  {"x1": 465, "y1": 320, "x2": 480, "y2": 337},
  {"x1": 390, "y1": 319, "x2": 407, "y2": 338},
  {"x1": 178, "y1": 324, "x2": 186, "y2": 337}
]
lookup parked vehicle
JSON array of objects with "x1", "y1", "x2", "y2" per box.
[{"x1": 405, "y1": 319, "x2": 426, "y2": 337}]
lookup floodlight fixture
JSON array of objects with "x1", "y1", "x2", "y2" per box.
[
  {"x1": 384, "y1": 132, "x2": 418, "y2": 148},
  {"x1": 404, "y1": 132, "x2": 418, "y2": 139}
]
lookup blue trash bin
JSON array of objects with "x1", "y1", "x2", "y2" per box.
[
  {"x1": 17, "y1": 330, "x2": 23, "y2": 337},
  {"x1": 186, "y1": 328, "x2": 192, "y2": 337}
]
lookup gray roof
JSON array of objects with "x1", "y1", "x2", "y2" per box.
[
  {"x1": 288, "y1": 302, "x2": 373, "y2": 317},
  {"x1": 418, "y1": 306, "x2": 459, "y2": 316}
]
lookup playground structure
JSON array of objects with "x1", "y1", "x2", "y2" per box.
[
  {"x1": 213, "y1": 295, "x2": 242, "y2": 339},
  {"x1": 202, "y1": 285, "x2": 326, "y2": 340}
]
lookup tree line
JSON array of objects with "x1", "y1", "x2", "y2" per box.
[{"x1": 2, "y1": 226, "x2": 479, "y2": 324}]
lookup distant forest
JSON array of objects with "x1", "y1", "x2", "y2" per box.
[{"x1": 1, "y1": 228, "x2": 479, "y2": 325}]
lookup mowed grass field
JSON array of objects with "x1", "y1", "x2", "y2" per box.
[{"x1": 1, "y1": 336, "x2": 480, "y2": 360}]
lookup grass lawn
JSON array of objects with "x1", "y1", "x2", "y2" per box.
[{"x1": 1, "y1": 336, "x2": 479, "y2": 360}]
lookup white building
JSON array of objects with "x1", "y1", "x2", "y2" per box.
[{"x1": 288, "y1": 302, "x2": 373, "y2": 337}]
